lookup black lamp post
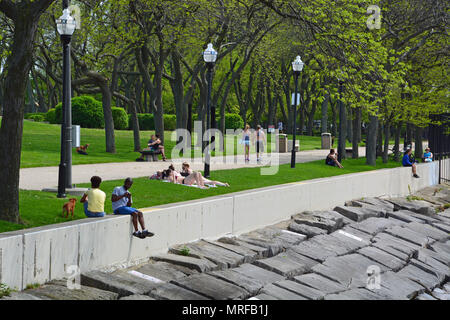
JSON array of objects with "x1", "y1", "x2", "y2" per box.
[
  {"x1": 203, "y1": 43, "x2": 217, "y2": 178},
  {"x1": 338, "y1": 79, "x2": 345, "y2": 163},
  {"x1": 56, "y1": 7, "x2": 76, "y2": 198},
  {"x1": 291, "y1": 56, "x2": 304, "y2": 168}
]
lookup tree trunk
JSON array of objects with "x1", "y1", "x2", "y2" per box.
[
  {"x1": 99, "y1": 83, "x2": 116, "y2": 153},
  {"x1": 0, "y1": 4, "x2": 52, "y2": 223},
  {"x1": 382, "y1": 122, "x2": 390, "y2": 163},
  {"x1": 338, "y1": 103, "x2": 347, "y2": 160},
  {"x1": 130, "y1": 100, "x2": 140, "y2": 152},
  {"x1": 352, "y1": 107, "x2": 360, "y2": 158},
  {"x1": 366, "y1": 115, "x2": 378, "y2": 166},
  {"x1": 321, "y1": 93, "x2": 329, "y2": 133},
  {"x1": 414, "y1": 125, "x2": 424, "y2": 160},
  {"x1": 376, "y1": 123, "x2": 383, "y2": 157},
  {"x1": 347, "y1": 107, "x2": 352, "y2": 143},
  {"x1": 394, "y1": 122, "x2": 402, "y2": 161}
]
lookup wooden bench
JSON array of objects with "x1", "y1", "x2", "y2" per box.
[{"x1": 139, "y1": 148, "x2": 162, "y2": 162}]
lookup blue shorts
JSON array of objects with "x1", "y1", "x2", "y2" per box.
[
  {"x1": 114, "y1": 206, "x2": 139, "y2": 215},
  {"x1": 83, "y1": 202, "x2": 105, "y2": 218}
]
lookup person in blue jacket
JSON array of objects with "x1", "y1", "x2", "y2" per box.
[{"x1": 402, "y1": 149, "x2": 419, "y2": 178}]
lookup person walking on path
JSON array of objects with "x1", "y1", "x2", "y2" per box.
[
  {"x1": 111, "y1": 177, "x2": 155, "y2": 238},
  {"x1": 80, "y1": 176, "x2": 106, "y2": 217},
  {"x1": 254, "y1": 125, "x2": 266, "y2": 163},
  {"x1": 402, "y1": 149, "x2": 420, "y2": 178},
  {"x1": 242, "y1": 124, "x2": 251, "y2": 162}
]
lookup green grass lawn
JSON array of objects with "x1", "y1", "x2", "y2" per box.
[
  {"x1": 0, "y1": 157, "x2": 401, "y2": 233},
  {"x1": 18, "y1": 120, "x2": 370, "y2": 168}
]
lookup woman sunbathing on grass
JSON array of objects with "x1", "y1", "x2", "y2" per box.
[
  {"x1": 181, "y1": 162, "x2": 230, "y2": 187},
  {"x1": 166, "y1": 168, "x2": 208, "y2": 188}
]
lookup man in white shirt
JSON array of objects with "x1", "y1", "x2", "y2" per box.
[{"x1": 111, "y1": 177, "x2": 154, "y2": 239}]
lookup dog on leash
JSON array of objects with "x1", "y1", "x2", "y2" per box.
[{"x1": 62, "y1": 198, "x2": 77, "y2": 218}]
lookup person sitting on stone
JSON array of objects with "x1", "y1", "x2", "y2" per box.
[
  {"x1": 80, "y1": 176, "x2": 106, "y2": 217},
  {"x1": 326, "y1": 149, "x2": 344, "y2": 168},
  {"x1": 402, "y1": 149, "x2": 419, "y2": 178}
]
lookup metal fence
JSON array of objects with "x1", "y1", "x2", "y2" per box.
[
  {"x1": 429, "y1": 113, "x2": 450, "y2": 154},
  {"x1": 437, "y1": 153, "x2": 450, "y2": 185}
]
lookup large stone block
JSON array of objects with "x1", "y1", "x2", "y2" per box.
[
  {"x1": 357, "y1": 246, "x2": 405, "y2": 271},
  {"x1": 334, "y1": 206, "x2": 383, "y2": 222},
  {"x1": 149, "y1": 282, "x2": 209, "y2": 300},
  {"x1": 151, "y1": 253, "x2": 218, "y2": 273},
  {"x1": 311, "y1": 254, "x2": 389, "y2": 288},
  {"x1": 273, "y1": 280, "x2": 325, "y2": 300},
  {"x1": 259, "y1": 283, "x2": 308, "y2": 300},
  {"x1": 292, "y1": 273, "x2": 346, "y2": 295},
  {"x1": 171, "y1": 273, "x2": 250, "y2": 300},
  {"x1": 253, "y1": 249, "x2": 318, "y2": 277}
]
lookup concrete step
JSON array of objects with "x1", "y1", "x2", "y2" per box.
[
  {"x1": 149, "y1": 282, "x2": 210, "y2": 300},
  {"x1": 171, "y1": 273, "x2": 250, "y2": 300},
  {"x1": 80, "y1": 270, "x2": 159, "y2": 298},
  {"x1": 170, "y1": 240, "x2": 246, "y2": 269},
  {"x1": 253, "y1": 249, "x2": 318, "y2": 277},
  {"x1": 151, "y1": 253, "x2": 218, "y2": 273},
  {"x1": 24, "y1": 280, "x2": 119, "y2": 300}
]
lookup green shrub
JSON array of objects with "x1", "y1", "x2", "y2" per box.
[
  {"x1": 29, "y1": 114, "x2": 45, "y2": 122},
  {"x1": 54, "y1": 96, "x2": 104, "y2": 128},
  {"x1": 112, "y1": 107, "x2": 128, "y2": 130},
  {"x1": 164, "y1": 114, "x2": 177, "y2": 131},
  {"x1": 46, "y1": 108, "x2": 57, "y2": 124},
  {"x1": 221, "y1": 113, "x2": 244, "y2": 130},
  {"x1": 25, "y1": 112, "x2": 46, "y2": 120},
  {"x1": 130, "y1": 113, "x2": 177, "y2": 131}
]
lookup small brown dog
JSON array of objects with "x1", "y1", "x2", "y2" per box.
[
  {"x1": 62, "y1": 198, "x2": 77, "y2": 218},
  {"x1": 76, "y1": 144, "x2": 89, "y2": 155}
]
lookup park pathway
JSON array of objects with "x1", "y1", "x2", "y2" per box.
[{"x1": 20, "y1": 146, "x2": 370, "y2": 190}]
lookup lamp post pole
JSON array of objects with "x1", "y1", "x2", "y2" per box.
[
  {"x1": 291, "y1": 71, "x2": 300, "y2": 168},
  {"x1": 203, "y1": 43, "x2": 217, "y2": 179},
  {"x1": 205, "y1": 62, "x2": 214, "y2": 178},
  {"x1": 56, "y1": 5, "x2": 75, "y2": 198},
  {"x1": 290, "y1": 56, "x2": 304, "y2": 169},
  {"x1": 338, "y1": 79, "x2": 344, "y2": 163}
]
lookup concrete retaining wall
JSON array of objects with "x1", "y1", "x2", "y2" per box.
[{"x1": 0, "y1": 161, "x2": 444, "y2": 290}]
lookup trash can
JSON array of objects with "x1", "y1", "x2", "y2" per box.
[
  {"x1": 72, "y1": 125, "x2": 81, "y2": 148},
  {"x1": 321, "y1": 133, "x2": 332, "y2": 149},
  {"x1": 278, "y1": 134, "x2": 288, "y2": 153}
]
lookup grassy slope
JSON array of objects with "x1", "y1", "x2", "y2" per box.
[
  {"x1": 20, "y1": 120, "x2": 371, "y2": 168},
  {"x1": 0, "y1": 157, "x2": 401, "y2": 233}
]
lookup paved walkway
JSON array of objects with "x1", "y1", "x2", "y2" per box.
[{"x1": 20, "y1": 147, "x2": 369, "y2": 190}]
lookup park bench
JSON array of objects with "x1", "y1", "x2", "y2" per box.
[{"x1": 139, "y1": 148, "x2": 162, "y2": 162}]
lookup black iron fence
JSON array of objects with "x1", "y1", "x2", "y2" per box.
[
  {"x1": 429, "y1": 113, "x2": 450, "y2": 154},
  {"x1": 436, "y1": 153, "x2": 450, "y2": 185}
]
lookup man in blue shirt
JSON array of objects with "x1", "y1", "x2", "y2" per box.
[
  {"x1": 402, "y1": 149, "x2": 419, "y2": 178},
  {"x1": 112, "y1": 177, "x2": 155, "y2": 239}
]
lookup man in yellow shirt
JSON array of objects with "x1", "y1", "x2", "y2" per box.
[{"x1": 80, "y1": 176, "x2": 106, "y2": 217}]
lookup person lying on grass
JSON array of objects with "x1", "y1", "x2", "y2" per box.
[
  {"x1": 166, "y1": 168, "x2": 208, "y2": 188},
  {"x1": 181, "y1": 162, "x2": 230, "y2": 187},
  {"x1": 80, "y1": 176, "x2": 106, "y2": 217},
  {"x1": 111, "y1": 177, "x2": 155, "y2": 239},
  {"x1": 326, "y1": 149, "x2": 344, "y2": 169}
]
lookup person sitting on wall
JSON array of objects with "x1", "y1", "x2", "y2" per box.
[
  {"x1": 326, "y1": 149, "x2": 344, "y2": 168},
  {"x1": 111, "y1": 177, "x2": 155, "y2": 239},
  {"x1": 402, "y1": 149, "x2": 420, "y2": 178},
  {"x1": 423, "y1": 147, "x2": 434, "y2": 162},
  {"x1": 80, "y1": 176, "x2": 106, "y2": 217}
]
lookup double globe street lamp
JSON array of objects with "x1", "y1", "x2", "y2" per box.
[
  {"x1": 203, "y1": 43, "x2": 217, "y2": 178},
  {"x1": 291, "y1": 56, "x2": 304, "y2": 169},
  {"x1": 56, "y1": 8, "x2": 76, "y2": 198}
]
